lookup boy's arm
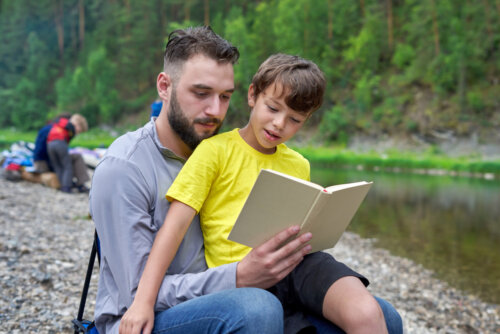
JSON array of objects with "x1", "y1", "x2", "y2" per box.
[
  {"x1": 120, "y1": 200, "x2": 196, "y2": 334},
  {"x1": 90, "y1": 155, "x2": 237, "y2": 329},
  {"x1": 137, "y1": 200, "x2": 196, "y2": 306}
]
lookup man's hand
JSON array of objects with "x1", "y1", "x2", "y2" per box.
[
  {"x1": 119, "y1": 300, "x2": 155, "y2": 334},
  {"x1": 236, "y1": 225, "x2": 312, "y2": 289}
]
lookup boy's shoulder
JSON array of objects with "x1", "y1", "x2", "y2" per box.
[
  {"x1": 278, "y1": 143, "x2": 308, "y2": 162},
  {"x1": 275, "y1": 144, "x2": 310, "y2": 179}
]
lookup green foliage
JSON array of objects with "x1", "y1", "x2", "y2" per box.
[
  {"x1": 273, "y1": 0, "x2": 308, "y2": 56},
  {"x1": 373, "y1": 98, "x2": 403, "y2": 130},
  {"x1": 392, "y1": 44, "x2": 416, "y2": 69},
  {"x1": 56, "y1": 47, "x2": 119, "y2": 126},
  {"x1": 466, "y1": 90, "x2": 484, "y2": 113},
  {"x1": 248, "y1": 1, "x2": 278, "y2": 62},
  {"x1": 8, "y1": 32, "x2": 58, "y2": 130},
  {"x1": 343, "y1": 8, "x2": 385, "y2": 77},
  {"x1": 353, "y1": 74, "x2": 381, "y2": 112},
  {"x1": 0, "y1": 0, "x2": 497, "y2": 138},
  {"x1": 223, "y1": 7, "x2": 255, "y2": 124},
  {"x1": 319, "y1": 105, "x2": 351, "y2": 142}
]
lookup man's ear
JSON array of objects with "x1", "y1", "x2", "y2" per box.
[
  {"x1": 157, "y1": 72, "x2": 172, "y2": 101},
  {"x1": 247, "y1": 84, "x2": 256, "y2": 108}
]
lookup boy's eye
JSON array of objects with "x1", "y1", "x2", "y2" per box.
[
  {"x1": 290, "y1": 117, "x2": 302, "y2": 124},
  {"x1": 267, "y1": 105, "x2": 278, "y2": 112}
]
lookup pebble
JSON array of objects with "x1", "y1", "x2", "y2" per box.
[{"x1": 0, "y1": 177, "x2": 499, "y2": 333}]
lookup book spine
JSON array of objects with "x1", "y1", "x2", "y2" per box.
[{"x1": 299, "y1": 191, "x2": 328, "y2": 231}]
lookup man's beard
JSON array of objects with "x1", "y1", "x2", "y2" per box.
[{"x1": 168, "y1": 89, "x2": 222, "y2": 150}]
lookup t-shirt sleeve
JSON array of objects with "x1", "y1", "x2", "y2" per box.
[
  {"x1": 287, "y1": 147, "x2": 311, "y2": 182},
  {"x1": 166, "y1": 139, "x2": 219, "y2": 213},
  {"x1": 304, "y1": 158, "x2": 311, "y2": 181}
]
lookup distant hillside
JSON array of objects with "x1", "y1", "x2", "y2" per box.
[{"x1": 0, "y1": 0, "x2": 498, "y2": 146}]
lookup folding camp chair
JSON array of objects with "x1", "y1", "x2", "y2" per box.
[{"x1": 73, "y1": 230, "x2": 100, "y2": 334}]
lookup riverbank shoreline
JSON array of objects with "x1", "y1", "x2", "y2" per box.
[
  {"x1": 0, "y1": 177, "x2": 499, "y2": 333},
  {"x1": 292, "y1": 131, "x2": 500, "y2": 181}
]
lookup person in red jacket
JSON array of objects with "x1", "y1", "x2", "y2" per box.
[{"x1": 46, "y1": 113, "x2": 89, "y2": 193}]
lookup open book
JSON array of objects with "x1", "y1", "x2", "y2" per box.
[{"x1": 228, "y1": 169, "x2": 373, "y2": 253}]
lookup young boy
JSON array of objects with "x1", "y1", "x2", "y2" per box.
[
  {"x1": 121, "y1": 54, "x2": 387, "y2": 334},
  {"x1": 46, "y1": 113, "x2": 89, "y2": 193}
]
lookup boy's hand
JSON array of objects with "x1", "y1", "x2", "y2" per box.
[
  {"x1": 236, "y1": 225, "x2": 312, "y2": 289},
  {"x1": 119, "y1": 301, "x2": 155, "y2": 334}
]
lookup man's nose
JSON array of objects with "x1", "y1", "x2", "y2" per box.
[{"x1": 204, "y1": 96, "x2": 224, "y2": 117}]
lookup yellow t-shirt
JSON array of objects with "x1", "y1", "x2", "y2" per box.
[{"x1": 167, "y1": 128, "x2": 310, "y2": 267}]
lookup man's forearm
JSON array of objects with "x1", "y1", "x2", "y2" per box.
[{"x1": 155, "y1": 262, "x2": 238, "y2": 310}]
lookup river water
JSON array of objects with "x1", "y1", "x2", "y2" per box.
[{"x1": 311, "y1": 166, "x2": 500, "y2": 305}]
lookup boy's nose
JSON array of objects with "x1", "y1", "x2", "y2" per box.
[{"x1": 273, "y1": 114, "x2": 286, "y2": 130}]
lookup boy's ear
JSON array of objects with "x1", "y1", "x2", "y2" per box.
[
  {"x1": 247, "y1": 84, "x2": 256, "y2": 108},
  {"x1": 157, "y1": 72, "x2": 172, "y2": 102}
]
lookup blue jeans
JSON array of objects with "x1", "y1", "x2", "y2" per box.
[
  {"x1": 151, "y1": 289, "x2": 402, "y2": 334},
  {"x1": 152, "y1": 288, "x2": 283, "y2": 333},
  {"x1": 307, "y1": 296, "x2": 403, "y2": 334}
]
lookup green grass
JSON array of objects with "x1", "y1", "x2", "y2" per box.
[
  {"x1": 293, "y1": 146, "x2": 500, "y2": 176},
  {"x1": 0, "y1": 127, "x2": 118, "y2": 149},
  {"x1": 70, "y1": 129, "x2": 118, "y2": 148},
  {"x1": 0, "y1": 128, "x2": 38, "y2": 144}
]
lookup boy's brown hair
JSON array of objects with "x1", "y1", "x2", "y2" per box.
[
  {"x1": 251, "y1": 53, "x2": 326, "y2": 114},
  {"x1": 70, "y1": 114, "x2": 88, "y2": 133}
]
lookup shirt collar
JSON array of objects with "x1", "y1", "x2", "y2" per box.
[{"x1": 150, "y1": 117, "x2": 186, "y2": 163}]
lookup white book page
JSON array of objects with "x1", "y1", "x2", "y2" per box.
[
  {"x1": 325, "y1": 181, "x2": 372, "y2": 193},
  {"x1": 263, "y1": 169, "x2": 324, "y2": 191}
]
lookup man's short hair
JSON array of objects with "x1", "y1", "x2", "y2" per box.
[
  {"x1": 251, "y1": 54, "x2": 326, "y2": 114},
  {"x1": 163, "y1": 26, "x2": 239, "y2": 78}
]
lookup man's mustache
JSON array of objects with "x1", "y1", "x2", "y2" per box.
[{"x1": 194, "y1": 117, "x2": 222, "y2": 125}]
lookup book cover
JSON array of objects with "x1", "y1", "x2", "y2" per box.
[{"x1": 228, "y1": 169, "x2": 373, "y2": 252}]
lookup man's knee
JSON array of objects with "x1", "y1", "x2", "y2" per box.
[
  {"x1": 234, "y1": 288, "x2": 283, "y2": 331},
  {"x1": 152, "y1": 288, "x2": 283, "y2": 334}
]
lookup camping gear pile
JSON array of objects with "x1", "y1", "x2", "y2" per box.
[{"x1": 1, "y1": 141, "x2": 104, "y2": 189}]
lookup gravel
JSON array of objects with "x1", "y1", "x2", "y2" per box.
[{"x1": 0, "y1": 177, "x2": 499, "y2": 333}]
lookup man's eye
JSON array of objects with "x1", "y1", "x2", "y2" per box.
[
  {"x1": 221, "y1": 94, "x2": 231, "y2": 101},
  {"x1": 195, "y1": 91, "x2": 208, "y2": 97}
]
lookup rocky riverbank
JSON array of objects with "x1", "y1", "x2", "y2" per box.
[{"x1": 0, "y1": 177, "x2": 499, "y2": 333}]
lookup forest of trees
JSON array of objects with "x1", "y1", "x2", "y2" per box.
[{"x1": 0, "y1": 0, "x2": 498, "y2": 143}]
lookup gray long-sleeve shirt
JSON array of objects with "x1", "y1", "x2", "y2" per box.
[{"x1": 89, "y1": 119, "x2": 237, "y2": 333}]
